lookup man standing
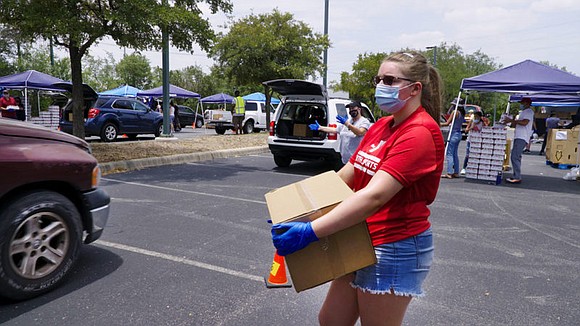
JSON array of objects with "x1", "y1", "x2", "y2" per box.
[
  {"x1": 308, "y1": 101, "x2": 371, "y2": 164},
  {"x1": 504, "y1": 97, "x2": 534, "y2": 184},
  {"x1": 0, "y1": 89, "x2": 18, "y2": 119},
  {"x1": 539, "y1": 113, "x2": 561, "y2": 156},
  {"x1": 232, "y1": 90, "x2": 245, "y2": 134}
]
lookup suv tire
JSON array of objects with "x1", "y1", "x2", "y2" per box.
[
  {"x1": 273, "y1": 154, "x2": 292, "y2": 167},
  {"x1": 215, "y1": 127, "x2": 227, "y2": 135},
  {"x1": 100, "y1": 122, "x2": 118, "y2": 142},
  {"x1": 195, "y1": 119, "x2": 203, "y2": 129},
  {"x1": 243, "y1": 120, "x2": 254, "y2": 134},
  {"x1": 0, "y1": 191, "x2": 82, "y2": 301}
]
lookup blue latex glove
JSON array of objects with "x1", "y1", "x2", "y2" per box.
[
  {"x1": 272, "y1": 222, "x2": 319, "y2": 256},
  {"x1": 308, "y1": 121, "x2": 320, "y2": 131},
  {"x1": 336, "y1": 115, "x2": 348, "y2": 125}
]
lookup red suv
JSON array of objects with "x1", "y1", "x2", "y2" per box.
[{"x1": 0, "y1": 118, "x2": 110, "y2": 300}]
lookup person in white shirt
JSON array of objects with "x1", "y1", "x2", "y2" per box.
[
  {"x1": 308, "y1": 101, "x2": 371, "y2": 165},
  {"x1": 503, "y1": 97, "x2": 534, "y2": 183}
]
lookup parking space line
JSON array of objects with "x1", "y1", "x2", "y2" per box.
[
  {"x1": 96, "y1": 240, "x2": 263, "y2": 283},
  {"x1": 102, "y1": 177, "x2": 266, "y2": 204}
]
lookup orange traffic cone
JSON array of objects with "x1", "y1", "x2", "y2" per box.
[
  {"x1": 264, "y1": 250, "x2": 292, "y2": 288},
  {"x1": 192, "y1": 122, "x2": 196, "y2": 129}
]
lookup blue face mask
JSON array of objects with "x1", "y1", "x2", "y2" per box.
[
  {"x1": 474, "y1": 118, "x2": 481, "y2": 123},
  {"x1": 375, "y1": 83, "x2": 413, "y2": 114}
]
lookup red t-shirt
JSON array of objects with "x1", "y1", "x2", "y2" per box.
[
  {"x1": 349, "y1": 107, "x2": 445, "y2": 246},
  {"x1": 0, "y1": 96, "x2": 17, "y2": 119}
]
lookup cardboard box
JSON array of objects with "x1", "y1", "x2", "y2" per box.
[
  {"x1": 547, "y1": 129, "x2": 579, "y2": 164},
  {"x1": 293, "y1": 124, "x2": 308, "y2": 137},
  {"x1": 265, "y1": 171, "x2": 376, "y2": 292}
]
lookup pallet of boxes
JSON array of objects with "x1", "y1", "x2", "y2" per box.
[{"x1": 464, "y1": 126, "x2": 508, "y2": 184}]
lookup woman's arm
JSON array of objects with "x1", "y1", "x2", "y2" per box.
[{"x1": 311, "y1": 170, "x2": 403, "y2": 238}]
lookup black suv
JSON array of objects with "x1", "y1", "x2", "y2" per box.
[{"x1": 58, "y1": 84, "x2": 164, "y2": 142}]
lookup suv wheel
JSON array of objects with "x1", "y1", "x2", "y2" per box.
[
  {"x1": 215, "y1": 127, "x2": 226, "y2": 135},
  {"x1": 155, "y1": 123, "x2": 163, "y2": 137},
  {"x1": 100, "y1": 123, "x2": 118, "y2": 142},
  {"x1": 195, "y1": 119, "x2": 203, "y2": 129},
  {"x1": 0, "y1": 191, "x2": 82, "y2": 300},
  {"x1": 273, "y1": 154, "x2": 292, "y2": 167},
  {"x1": 243, "y1": 121, "x2": 254, "y2": 134}
]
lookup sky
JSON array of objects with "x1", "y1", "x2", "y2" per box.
[{"x1": 79, "y1": 0, "x2": 580, "y2": 86}]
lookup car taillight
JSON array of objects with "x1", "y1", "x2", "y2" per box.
[
  {"x1": 269, "y1": 121, "x2": 275, "y2": 136},
  {"x1": 88, "y1": 108, "x2": 100, "y2": 119},
  {"x1": 327, "y1": 123, "x2": 338, "y2": 140}
]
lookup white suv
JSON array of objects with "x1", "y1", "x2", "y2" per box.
[{"x1": 264, "y1": 79, "x2": 375, "y2": 168}]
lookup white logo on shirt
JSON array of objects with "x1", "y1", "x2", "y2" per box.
[{"x1": 368, "y1": 140, "x2": 385, "y2": 153}]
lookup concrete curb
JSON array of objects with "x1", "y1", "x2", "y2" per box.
[{"x1": 99, "y1": 146, "x2": 269, "y2": 175}]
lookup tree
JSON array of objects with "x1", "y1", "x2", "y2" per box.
[
  {"x1": 83, "y1": 54, "x2": 119, "y2": 92},
  {"x1": 209, "y1": 9, "x2": 329, "y2": 124},
  {"x1": 116, "y1": 53, "x2": 153, "y2": 89},
  {"x1": 0, "y1": 0, "x2": 232, "y2": 138},
  {"x1": 333, "y1": 43, "x2": 501, "y2": 118}
]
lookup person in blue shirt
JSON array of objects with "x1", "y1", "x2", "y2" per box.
[{"x1": 440, "y1": 106, "x2": 465, "y2": 178}]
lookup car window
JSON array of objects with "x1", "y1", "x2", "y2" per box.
[
  {"x1": 132, "y1": 100, "x2": 149, "y2": 112},
  {"x1": 246, "y1": 102, "x2": 258, "y2": 112},
  {"x1": 361, "y1": 107, "x2": 375, "y2": 123},
  {"x1": 112, "y1": 99, "x2": 133, "y2": 110},
  {"x1": 336, "y1": 103, "x2": 347, "y2": 117},
  {"x1": 260, "y1": 103, "x2": 265, "y2": 113},
  {"x1": 181, "y1": 106, "x2": 193, "y2": 114},
  {"x1": 95, "y1": 98, "x2": 109, "y2": 107}
]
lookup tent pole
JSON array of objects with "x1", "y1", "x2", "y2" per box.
[
  {"x1": 443, "y1": 91, "x2": 463, "y2": 168},
  {"x1": 24, "y1": 88, "x2": 28, "y2": 122}
]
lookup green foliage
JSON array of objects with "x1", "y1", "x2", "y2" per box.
[
  {"x1": 82, "y1": 54, "x2": 119, "y2": 92},
  {"x1": 116, "y1": 53, "x2": 153, "y2": 89},
  {"x1": 209, "y1": 9, "x2": 329, "y2": 87},
  {"x1": 333, "y1": 43, "x2": 501, "y2": 118}
]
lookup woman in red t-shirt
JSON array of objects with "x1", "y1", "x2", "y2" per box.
[{"x1": 272, "y1": 51, "x2": 445, "y2": 325}]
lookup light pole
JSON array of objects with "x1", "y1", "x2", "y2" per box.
[
  {"x1": 323, "y1": 0, "x2": 329, "y2": 88},
  {"x1": 426, "y1": 46, "x2": 437, "y2": 66}
]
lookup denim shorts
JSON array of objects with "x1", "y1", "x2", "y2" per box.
[{"x1": 351, "y1": 228, "x2": 434, "y2": 297}]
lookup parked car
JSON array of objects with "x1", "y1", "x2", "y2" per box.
[
  {"x1": 176, "y1": 105, "x2": 204, "y2": 129},
  {"x1": 0, "y1": 118, "x2": 110, "y2": 301},
  {"x1": 264, "y1": 79, "x2": 375, "y2": 168},
  {"x1": 58, "y1": 84, "x2": 164, "y2": 142}
]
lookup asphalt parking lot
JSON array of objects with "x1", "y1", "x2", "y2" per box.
[{"x1": 1, "y1": 141, "x2": 579, "y2": 325}]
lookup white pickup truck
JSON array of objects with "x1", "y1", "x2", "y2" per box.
[{"x1": 204, "y1": 100, "x2": 276, "y2": 134}]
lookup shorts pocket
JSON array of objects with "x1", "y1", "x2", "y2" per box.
[{"x1": 414, "y1": 230, "x2": 434, "y2": 270}]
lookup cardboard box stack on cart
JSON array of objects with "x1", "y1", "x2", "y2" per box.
[
  {"x1": 465, "y1": 126, "x2": 508, "y2": 184},
  {"x1": 265, "y1": 171, "x2": 376, "y2": 292}
]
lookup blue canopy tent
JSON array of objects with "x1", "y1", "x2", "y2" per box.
[
  {"x1": 136, "y1": 84, "x2": 200, "y2": 98},
  {"x1": 99, "y1": 84, "x2": 141, "y2": 97},
  {"x1": 243, "y1": 92, "x2": 280, "y2": 105},
  {"x1": 200, "y1": 93, "x2": 234, "y2": 104},
  {"x1": 0, "y1": 70, "x2": 67, "y2": 121},
  {"x1": 461, "y1": 60, "x2": 580, "y2": 94}
]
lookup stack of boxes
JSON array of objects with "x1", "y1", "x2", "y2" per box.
[{"x1": 465, "y1": 126, "x2": 507, "y2": 184}]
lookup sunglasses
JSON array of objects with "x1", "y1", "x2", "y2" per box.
[{"x1": 373, "y1": 75, "x2": 414, "y2": 86}]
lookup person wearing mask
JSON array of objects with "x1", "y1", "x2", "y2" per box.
[
  {"x1": 539, "y1": 113, "x2": 561, "y2": 156},
  {"x1": 308, "y1": 101, "x2": 371, "y2": 164},
  {"x1": 460, "y1": 111, "x2": 484, "y2": 175},
  {"x1": 232, "y1": 90, "x2": 245, "y2": 134},
  {"x1": 272, "y1": 51, "x2": 444, "y2": 326},
  {"x1": 503, "y1": 97, "x2": 535, "y2": 184},
  {"x1": 440, "y1": 105, "x2": 465, "y2": 178},
  {"x1": 0, "y1": 89, "x2": 18, "y2": 119}
]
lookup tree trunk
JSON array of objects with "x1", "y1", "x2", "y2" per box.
[{"x1": 69, "y1": 46, "x2": 85, "y2": 139}]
